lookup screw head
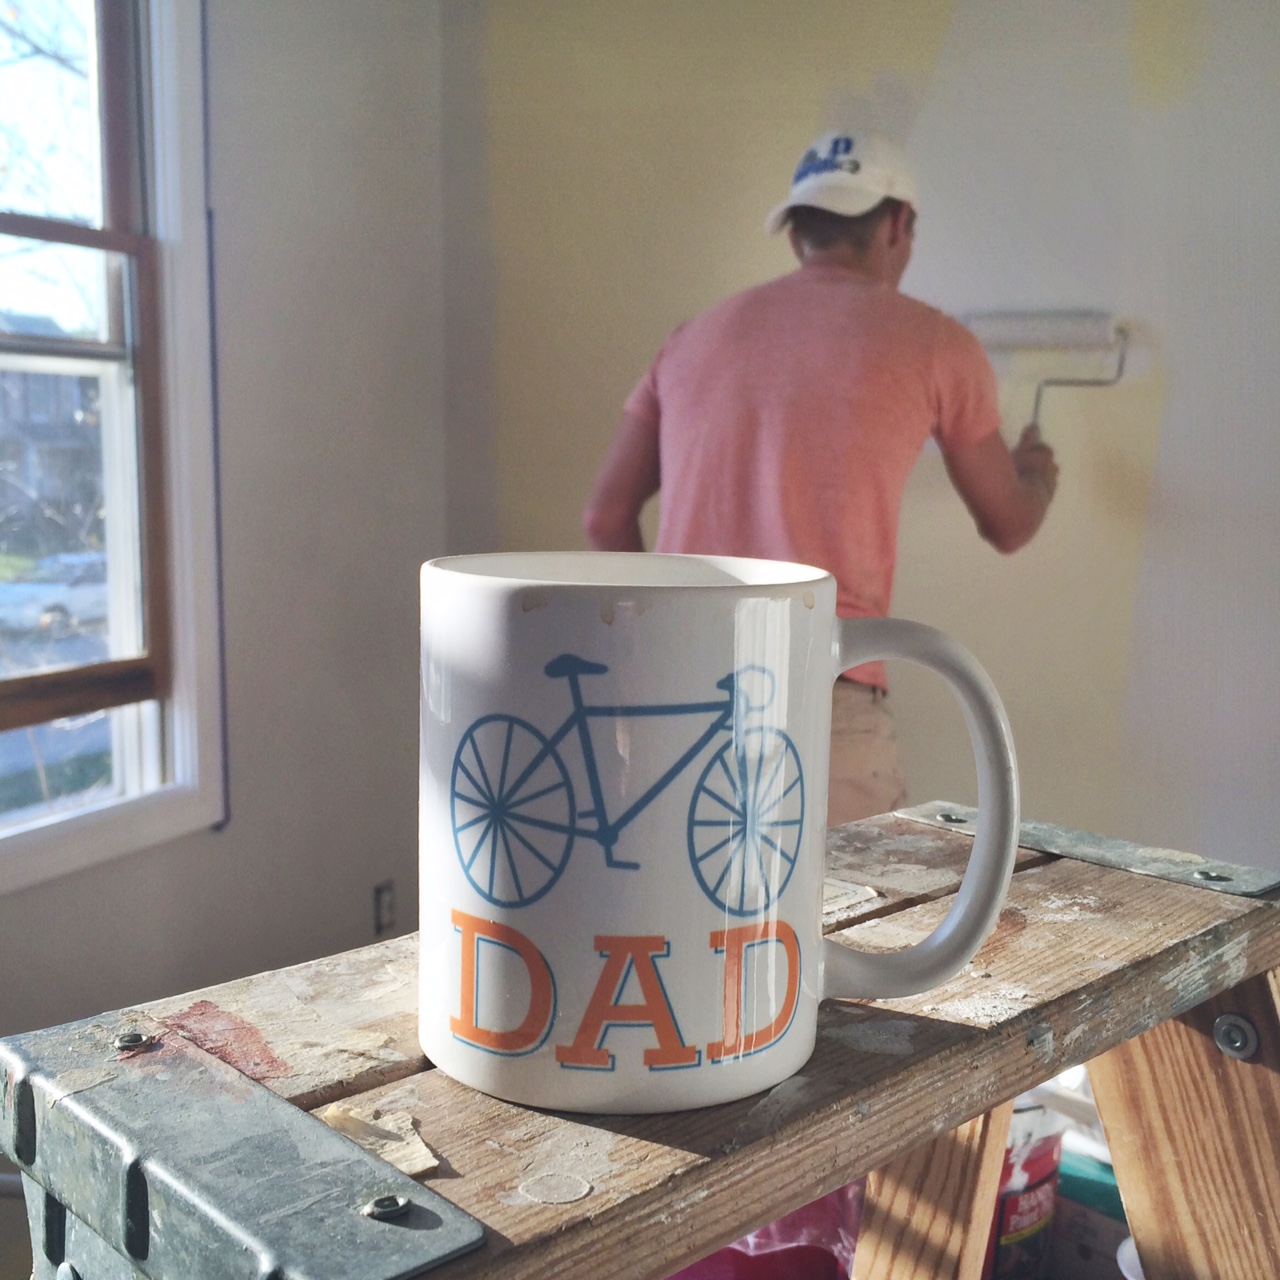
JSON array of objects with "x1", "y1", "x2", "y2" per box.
[
  {"x1": 113, "y1": 1030, "x2": 155, "y2": 1052},
  {"x1": 360, "y1": 1193, "x2": 411, "y2": 1221},
  {"x1": 1213, "y1": 1013, "x2": 1259, "y2": 1061}
]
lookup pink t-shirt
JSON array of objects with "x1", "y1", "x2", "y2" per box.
[{"x1": 624, "y1": 262, "x2": 1000, "y2": 687}]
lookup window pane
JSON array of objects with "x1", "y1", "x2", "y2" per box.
[
  {"x1": 0, "y1": 233, "x2": 117, "y2": 343},
  {"x1": 0, "y1": 698, "x2": 159, "y2": 829},
  {"x1": 0, "y1": 0, "x2": 103, "y2": 226},
  {"x1": 0, "y1": 358, "x2": 143, "y2": 673},
  {"x1": 0, "y1": 709, "x2": 112, "y2": 816}
]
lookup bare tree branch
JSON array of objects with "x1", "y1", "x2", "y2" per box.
[{"x1": 0, "y1": 16, "x2": 87, "y2": 80}]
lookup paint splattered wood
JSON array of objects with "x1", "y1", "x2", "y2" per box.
[
  {"x1": 1088, "y1": 968, "x2": 1280, "y2": 1279},
  {"x1": 823, "y1": 813, "x2": 1050, "y2": 934},
  {"x1": 142, "y1": 933, "x2": 423, "y2": 1109},
  {"x1": 290, "y1": 854, "x2": 1280, "y2": 1280}
]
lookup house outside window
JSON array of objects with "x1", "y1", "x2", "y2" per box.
[{"x1": 0, "y1": 0, "x2": 224, "y2": 892}]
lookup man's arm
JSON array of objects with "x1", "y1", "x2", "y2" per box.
[
  {"x1": 941, "y1": 425, "x2": 1059, "y2": 554},
  {"x1": 583, "y1": 411, "x2": 662, "y2": 551}
]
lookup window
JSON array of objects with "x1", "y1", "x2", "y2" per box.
[{"x1": 0, "y1": 0, "x2": 223, "y2": 891}]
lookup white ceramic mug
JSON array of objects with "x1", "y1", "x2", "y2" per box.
[{"x1": 419, "y1": 552, "x2": 1018, "y2": 1113}]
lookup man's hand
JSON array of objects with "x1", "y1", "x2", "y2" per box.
[
  {"x1": 1011, "y1": 424, "x2": 1058, "y2": 502},
  {"x1": 941, "y1": 425, "x2": 1059, "y2": 554}
]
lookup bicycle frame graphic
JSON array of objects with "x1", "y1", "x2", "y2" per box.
[{"x1": 450, "y1": 654, "x2": 806, "y2": 917}]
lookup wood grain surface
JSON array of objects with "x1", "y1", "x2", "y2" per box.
[
  {"x1": 1089, "y1": 968, "x2": 1280, "y2": 1280},
  {"x1": 852, "y1": 1101, "x2": 1013, "y2": 1280}
]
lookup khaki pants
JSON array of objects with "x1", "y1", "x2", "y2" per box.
[{"x1": 826, "y1": 679, "x2": 908, "y2": 828}]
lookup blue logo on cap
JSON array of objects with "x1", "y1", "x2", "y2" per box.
[{"x1": 793, "y1": 134, "x2": 861, "y2": 185}]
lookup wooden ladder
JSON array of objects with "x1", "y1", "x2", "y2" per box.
[{"x1": 850, "y1": 811, "x2": 1280, "y2": 1280}]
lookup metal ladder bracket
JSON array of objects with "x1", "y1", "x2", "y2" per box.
[
  {"x1": 0, "y1": 1013, "x2": 485, "y2": 1280},
  {"x1": 897, "y1": 800, "x2": 1280, "y2": 897}
]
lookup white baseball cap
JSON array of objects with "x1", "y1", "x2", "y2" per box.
[{"x1": 765, "y1": 131, "x2": 918, "y2": 235}]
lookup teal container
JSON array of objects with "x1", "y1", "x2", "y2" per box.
[{"x1": 1057, "y1": 1150, "x2": 1126, "y2": 1223}]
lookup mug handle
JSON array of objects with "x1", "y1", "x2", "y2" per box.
[{"x1": 822, "y1": 618, "x2": 1020, "y2": 1000}]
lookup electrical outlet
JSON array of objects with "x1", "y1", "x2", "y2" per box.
[{"x1": 373, "y1": 880, "x2": 395, "y2": 936}]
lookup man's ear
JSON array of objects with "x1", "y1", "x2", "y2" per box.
[
  {"x1": 786, "y1": 224, "x2": 805, "y2": 262},
  {"x1": 885, "y1": 202, "x2": 913, "y2": 248}
]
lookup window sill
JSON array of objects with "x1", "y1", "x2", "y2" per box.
[{"x1": 0, "y1": 781, "x2": 223, "y2": 896}]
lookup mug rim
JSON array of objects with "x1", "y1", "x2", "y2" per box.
[{"x1": 424, "y1": 550, "x2": 832, "y2": 591}]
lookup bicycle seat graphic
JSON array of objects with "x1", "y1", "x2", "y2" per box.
[{"x1": 450, "y1": 656, "x2": 805, "y2": 916}]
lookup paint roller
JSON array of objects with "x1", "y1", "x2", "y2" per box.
[{"x1": 962, "y1": 309, "x2": 1129, "y2": 428}]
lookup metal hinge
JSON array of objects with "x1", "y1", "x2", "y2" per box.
[
  {"x1": 898, "y1": 800, "x2": 1280, "y2": 898},
  {"x1": 1, "y1": 1014, "x2": 484, "y2": 1280}
]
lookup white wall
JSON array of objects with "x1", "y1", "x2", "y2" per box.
[
  {"x1": 891, "y1": 0, "x2": 1280, "y2": 864},
  {"x1": 0, "y1": 0, "x2": 447, "y2": 1038}
]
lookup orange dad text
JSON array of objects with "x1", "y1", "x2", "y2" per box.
[{"x1": 449, "y1": 909, "x2": 800, "y2": 1068}]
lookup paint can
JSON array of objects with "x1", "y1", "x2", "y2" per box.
[{"x1": 981, "y1": 1097, "x2": 1067, "y2": 1279}]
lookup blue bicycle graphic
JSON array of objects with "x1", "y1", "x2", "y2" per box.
[{"x1": 450, "y1": 655, "x2": 805, "y2": 916}]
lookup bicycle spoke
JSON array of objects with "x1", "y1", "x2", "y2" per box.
[
  {"x1": 454, "y1": 810, "x2": 492, "y2": 835},
  {"x1": 497, "y1": 718, "x2": 515, "y2": 799},
  {"x1": 742, "y1": 829, "x2": 768, "y2": 921},
  {"x1": 455, "y1": 766, "x2": 490, "y2": 811},
  {"x1": 757, "y1": 771, "x2": 801, "y2": 819},
  {"x1": 716, "y1": 751, "x2": 740, "y2": 797},
  {"x1": 504, "y1": 811, "x2": 576, "y2": 838},
  {"x1": 757, "y1": 741, "x2": 786, "y2": 801},
  {"x1": 452, "y1": 775, "x2": 491, "y2": 815},
  {"x1": 709, "y1": 834, "x2": 743, "y2": 900},
  {"x1": 738, "y1": 834, "x2": 759, "y2": 914},
  {"x1": 759, "y1": 816, "x2": 803, "y2": 832},
  {"x1": 506, "y1": 819, "x2": 564, "y2": 874},
  {"x1": 501, "y1": 826, "x2": 524, "y2": 901},
  {"x1": 699, "y1": 780, "x2": 744, "y2": 819},
  {"x1": 486, "y1": 823, "x2": 500, "y2": 897},
  {"x1": 471, "y1": 737, "x2": 498, "y2": 806},
  {"x1": 751, "y1": 834, "x2": 772, "y2": 908},
  {"x1": 693, "y1": 831, "x2": 735, "y2": 864},
  {"x1": 506, "y1": 777, "x2": 568, "y2": 810},
  {"x1": 759, "y1": 829, "x2": 796, "y2": 866},
  {"x1": 456, "y1": 753, "x2": 492, "y2": 806},
  {"x1": 753, "y1": 736, "x2": 768, "y2": 799},
  {"x1": 501, "y1": 741, "x2": 560, "y2": 806},
  {"x1": 463, "y1": 816, "x2": 496, "y2": 873}
]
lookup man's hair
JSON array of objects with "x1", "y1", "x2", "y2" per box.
[{"x1": 785, "y1": 199, "x2": 911, "y2": 254}]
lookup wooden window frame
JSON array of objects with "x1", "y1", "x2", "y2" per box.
[{"x1": 0, "y1": 0, "x2": 170, "y2": 735}]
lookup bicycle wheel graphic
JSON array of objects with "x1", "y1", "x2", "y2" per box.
[
  {"x1": 687, "y1": 726, "x2": 804, "y2": 916},
  {"x1": 451, "y1": 714, "x2": 575, "y2": 907}
]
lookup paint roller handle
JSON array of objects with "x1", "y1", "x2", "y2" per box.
[{"x1": 1012, "y1": 424, "x2": 1058, "y2": 503}]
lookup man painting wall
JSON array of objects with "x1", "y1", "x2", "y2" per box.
[
  {"x1": 586, "y1": 130, "x2": 1057, "y2": 827},
  {"x1": 584, "y1": 129, "x2": 1058, "y2": 1276}
]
